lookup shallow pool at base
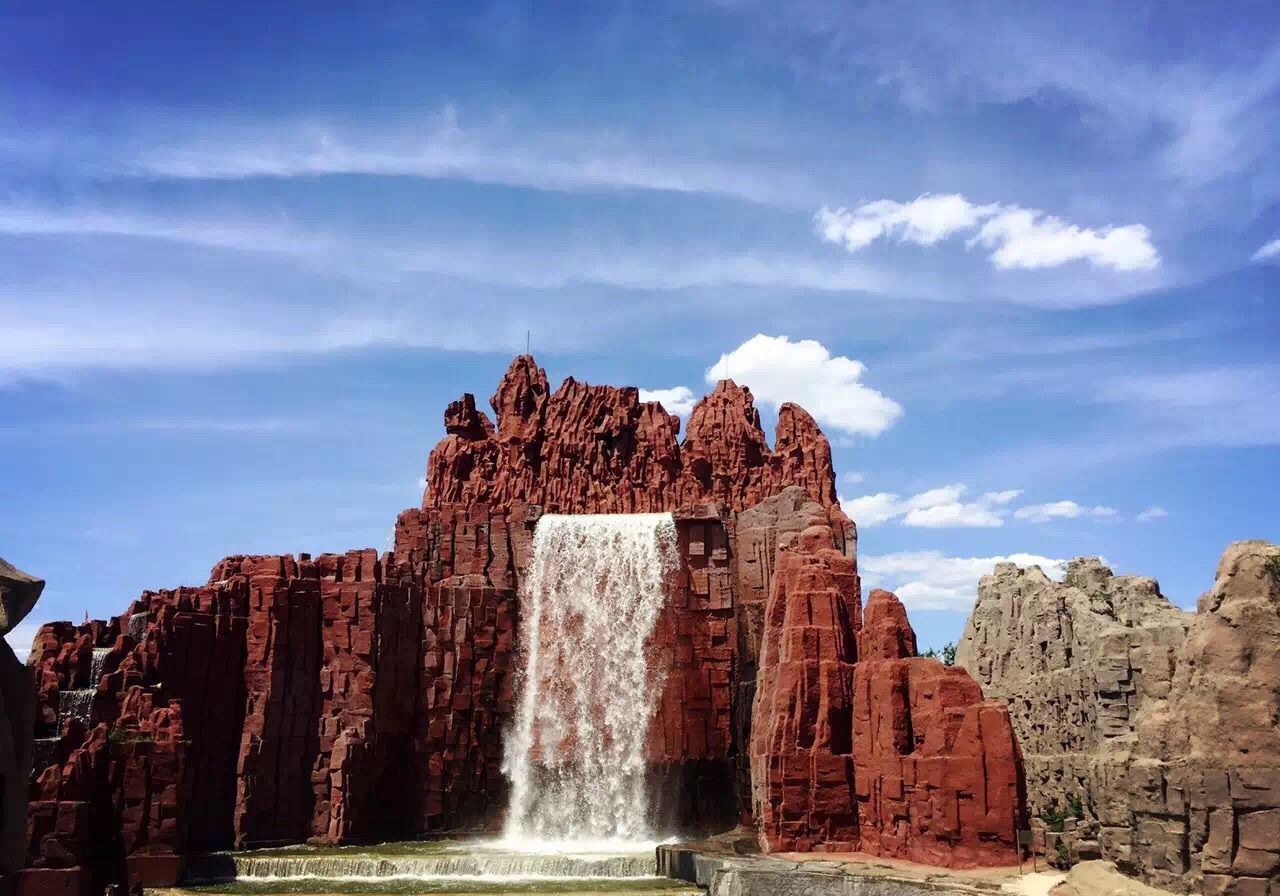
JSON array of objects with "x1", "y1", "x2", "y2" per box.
[{"x1": 176, "y1": 838, "x2": 698, "y2": 896}]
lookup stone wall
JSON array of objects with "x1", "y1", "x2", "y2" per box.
[{"x1": 958, "y1": 543, "x2": 1280, "y2": 894}]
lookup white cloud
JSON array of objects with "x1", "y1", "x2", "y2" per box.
[
  {"x1": 816, "y1": 194, "x2": 1159, "y2": 272},
  {"x1": 1136, "y1": 506, "x2": 1169, "y2": 522},
  {"x1": 842, "y1": 484, "x2": 1021, "y2": 528},
  {"x1": 815, "y1": 194, "x2": 997, "y2": 250},
  {"x1": 1013, "y1": 500, "x2": 1118, "y2": 523},
  {"x1": 706, "y1": 334, "x2": 902, "y2": 437},
  {"x1": 639, "y1": 386, "x2": 697, "y2": 417},
  {"x1": 971, "y1": 210, "x2": 1159, "y2": 271},
  {"x1": 860, "y1": 550, "x2": 1068, "y2": 612},
  {"x1": 1252, "y1": 238, "x2": 1280, "y2": 262},
  {"x1": 843, "y1": 492, "x2": 906, "y2": 526},
  {"x1": 838, "y1": 470, "x2": 865, "y2": 486},
  {"x1": 3, "y1": 621, "x2": 42, "y2": 663}
]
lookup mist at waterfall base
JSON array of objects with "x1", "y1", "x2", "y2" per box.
[{"x1": 190, "y1": 513, "x2": 688, "y2": 893}]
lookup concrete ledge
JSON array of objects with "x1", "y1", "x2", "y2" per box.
[{"x1": 710, "y1": 866, "x2": 1001, "y2": 896}]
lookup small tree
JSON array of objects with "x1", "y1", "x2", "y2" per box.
[{"x1": 921, "y1": 642, "x2": 958, "y2": 665}]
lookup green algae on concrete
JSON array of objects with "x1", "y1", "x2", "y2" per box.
[{"x1": 151, "y1": 882, "x2": 697, "y2": 896}]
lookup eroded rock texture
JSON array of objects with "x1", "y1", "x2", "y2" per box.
[
  {"x1": 957, "y1": 558, "x2": 1191, "y2": 823},
  {"x1": 22, "y1": 354, "x2": 1024, "y2": 888},
  {"x1": 412, "y1": 356, "x2": 839, "y2": 517},
  {"x1": 750, "y1": 527, "x2": 1024, "y2": 867},
  {"x1": 959, "y1": 543, "x2": 1280, "y2": 894}
]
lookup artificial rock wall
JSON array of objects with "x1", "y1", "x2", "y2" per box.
[
  {"x1": 958, "y1": 544, "x2": 1280, "y2": 895},
  {"x1": 22, "y1": 355, "x2": 1023, "y2": 893}
]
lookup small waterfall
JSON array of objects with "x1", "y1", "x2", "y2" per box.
[
  {"x1": 88, "y1": 647, "x2": 111, "y2": 684},
  {"x1": 59, "y1": 689, "x2": 96, "y2": 727},
  {"x1": 128, "y1": 612, "x2": 149, "y2": 642},
  {"x1": 503, "y1": 513, "x2": 677, "y2": 846},
  {"x1": 57, "y1": 649, "x2": 109, "y2": 729}
]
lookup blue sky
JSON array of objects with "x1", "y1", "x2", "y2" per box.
[{"x1": 3, "y1": 1, "x2": 1278, "y2": 656}]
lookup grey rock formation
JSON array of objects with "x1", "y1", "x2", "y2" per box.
[
  {"x1": 0, "y1": 557, "x2": 44, "y2": 637},
  {"x1": 958, "y1": 544, "x2": 1280, "y2": 895},
  {"x1": 957, "y1": 557, "x2": 1191, "y2": 823}
]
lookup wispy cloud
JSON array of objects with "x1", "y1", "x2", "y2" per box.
[
  {"x1": 1013, "y1": 500, "x2": 1117, "y2": 524},
  {"x1": 760, "y1": 3, "x2": 1280, "y2": 188},
  {"x1": 842, "y1": 484, "x2": 1020, "y2": 528},
  {"x1": 816, "y1": 194, "x2": 1159, "y2": 271},
  {"x1": 0, "y1": 202, "x2": 898, "y2": 296},
  {"x1": 1136, "y1": 506, "x2": 1169, "y2": 522},
  {"x1": 1253, "y1": 238, "x2": 1280, "y2": 262},
  {"x1": 860, "y1": 549, "x2": 1068, "y2": 612},
  {"x1": 5, "y1": 110, "x2": 820, "y2": 209}
]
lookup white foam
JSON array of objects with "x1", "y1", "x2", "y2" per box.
[{"x1": 502, "y1": 513, "x2": 678, "y2": 844}]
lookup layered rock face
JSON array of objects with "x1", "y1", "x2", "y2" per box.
[
  {"x1": 750, "y1": 527, "x2": 1023, "y2": 866},
  {"x1": 22, "y1": 355, "x2": 1023, "y2": 890},
  {"x1": 0, "y1": 558, "x2": 42, "y2": 895},
  {"x1": 957, "y1": 558, "x2": 1191, "y2": 823},
  {"x1": 958, "y1": 544, "x2": 1280, "y2": 894}
]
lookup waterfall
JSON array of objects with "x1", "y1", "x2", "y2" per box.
[
  {"x1": 56, "y1": 648, "x2": 111, "y2": 730},
  {"x1": 59, "y1": 689, "x2": 95, "y2": 727},
  {"x1": 128, "y1": 612, "x2": 149, "y2": 642},
  {"x1": 503, "y1": 513, "x2": 677, "y2": 846},
  {"x1": 89, "y1": 647, "x2": 111, "y2": 684}
]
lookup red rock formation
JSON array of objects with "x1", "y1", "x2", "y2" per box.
[
  {"x1": 24, "y1": 354, "x2": 1021, "y2": 884},
  {"x1": 750, "y1": 529, "x2": 1024, "y2": 867},
  {"x1": 412, "y1": 355, "x2": 838, "y2": 520}
]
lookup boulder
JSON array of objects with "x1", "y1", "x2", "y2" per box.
[{"x1": 0, "y1": 557, "x2": 43, "y2": 637}]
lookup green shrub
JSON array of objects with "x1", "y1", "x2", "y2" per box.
[
  {"x1": 1068, "y1": 793, "x2": 1084, "y2": 819},
  {"x1": 1055, "y1": 841, "x2": 1072, "y2": 867},
  {"x1": 1040, "y1": 808, "x2": 1068, "y2": 833},
  {"x1": 1265, "y1": 553, "x2": 1280, "y2": 588},
  {"x1": 107, "y1": 728, "x2": 154, "y2": 746}
]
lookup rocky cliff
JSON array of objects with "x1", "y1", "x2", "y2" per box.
[
  {"x1": 0, "y1": 558, "x2": 42, "y2": 895},
  {"x1": 958, "y1": 543, "x2": 1280, "y2": 894},
  {"x1": 750, "y1": 524, "x2": 1023, "y2": 866},
  {"x1": 21, "y1": 355, "x2": 1023, "y2": 892}
]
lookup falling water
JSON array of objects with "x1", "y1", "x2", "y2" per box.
[
  {"x1": 127, "y1": 612, "x2": 149, "y2": 642},
  {"x1": 503, "y1": 513, "x2": 677, "y2": 846},
  {"x1": 59, "y1": 689, "x2": 95, "y2": 727},
  {"x1": 88, "y1": 647, "x2": 111, "y2": 684}
]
